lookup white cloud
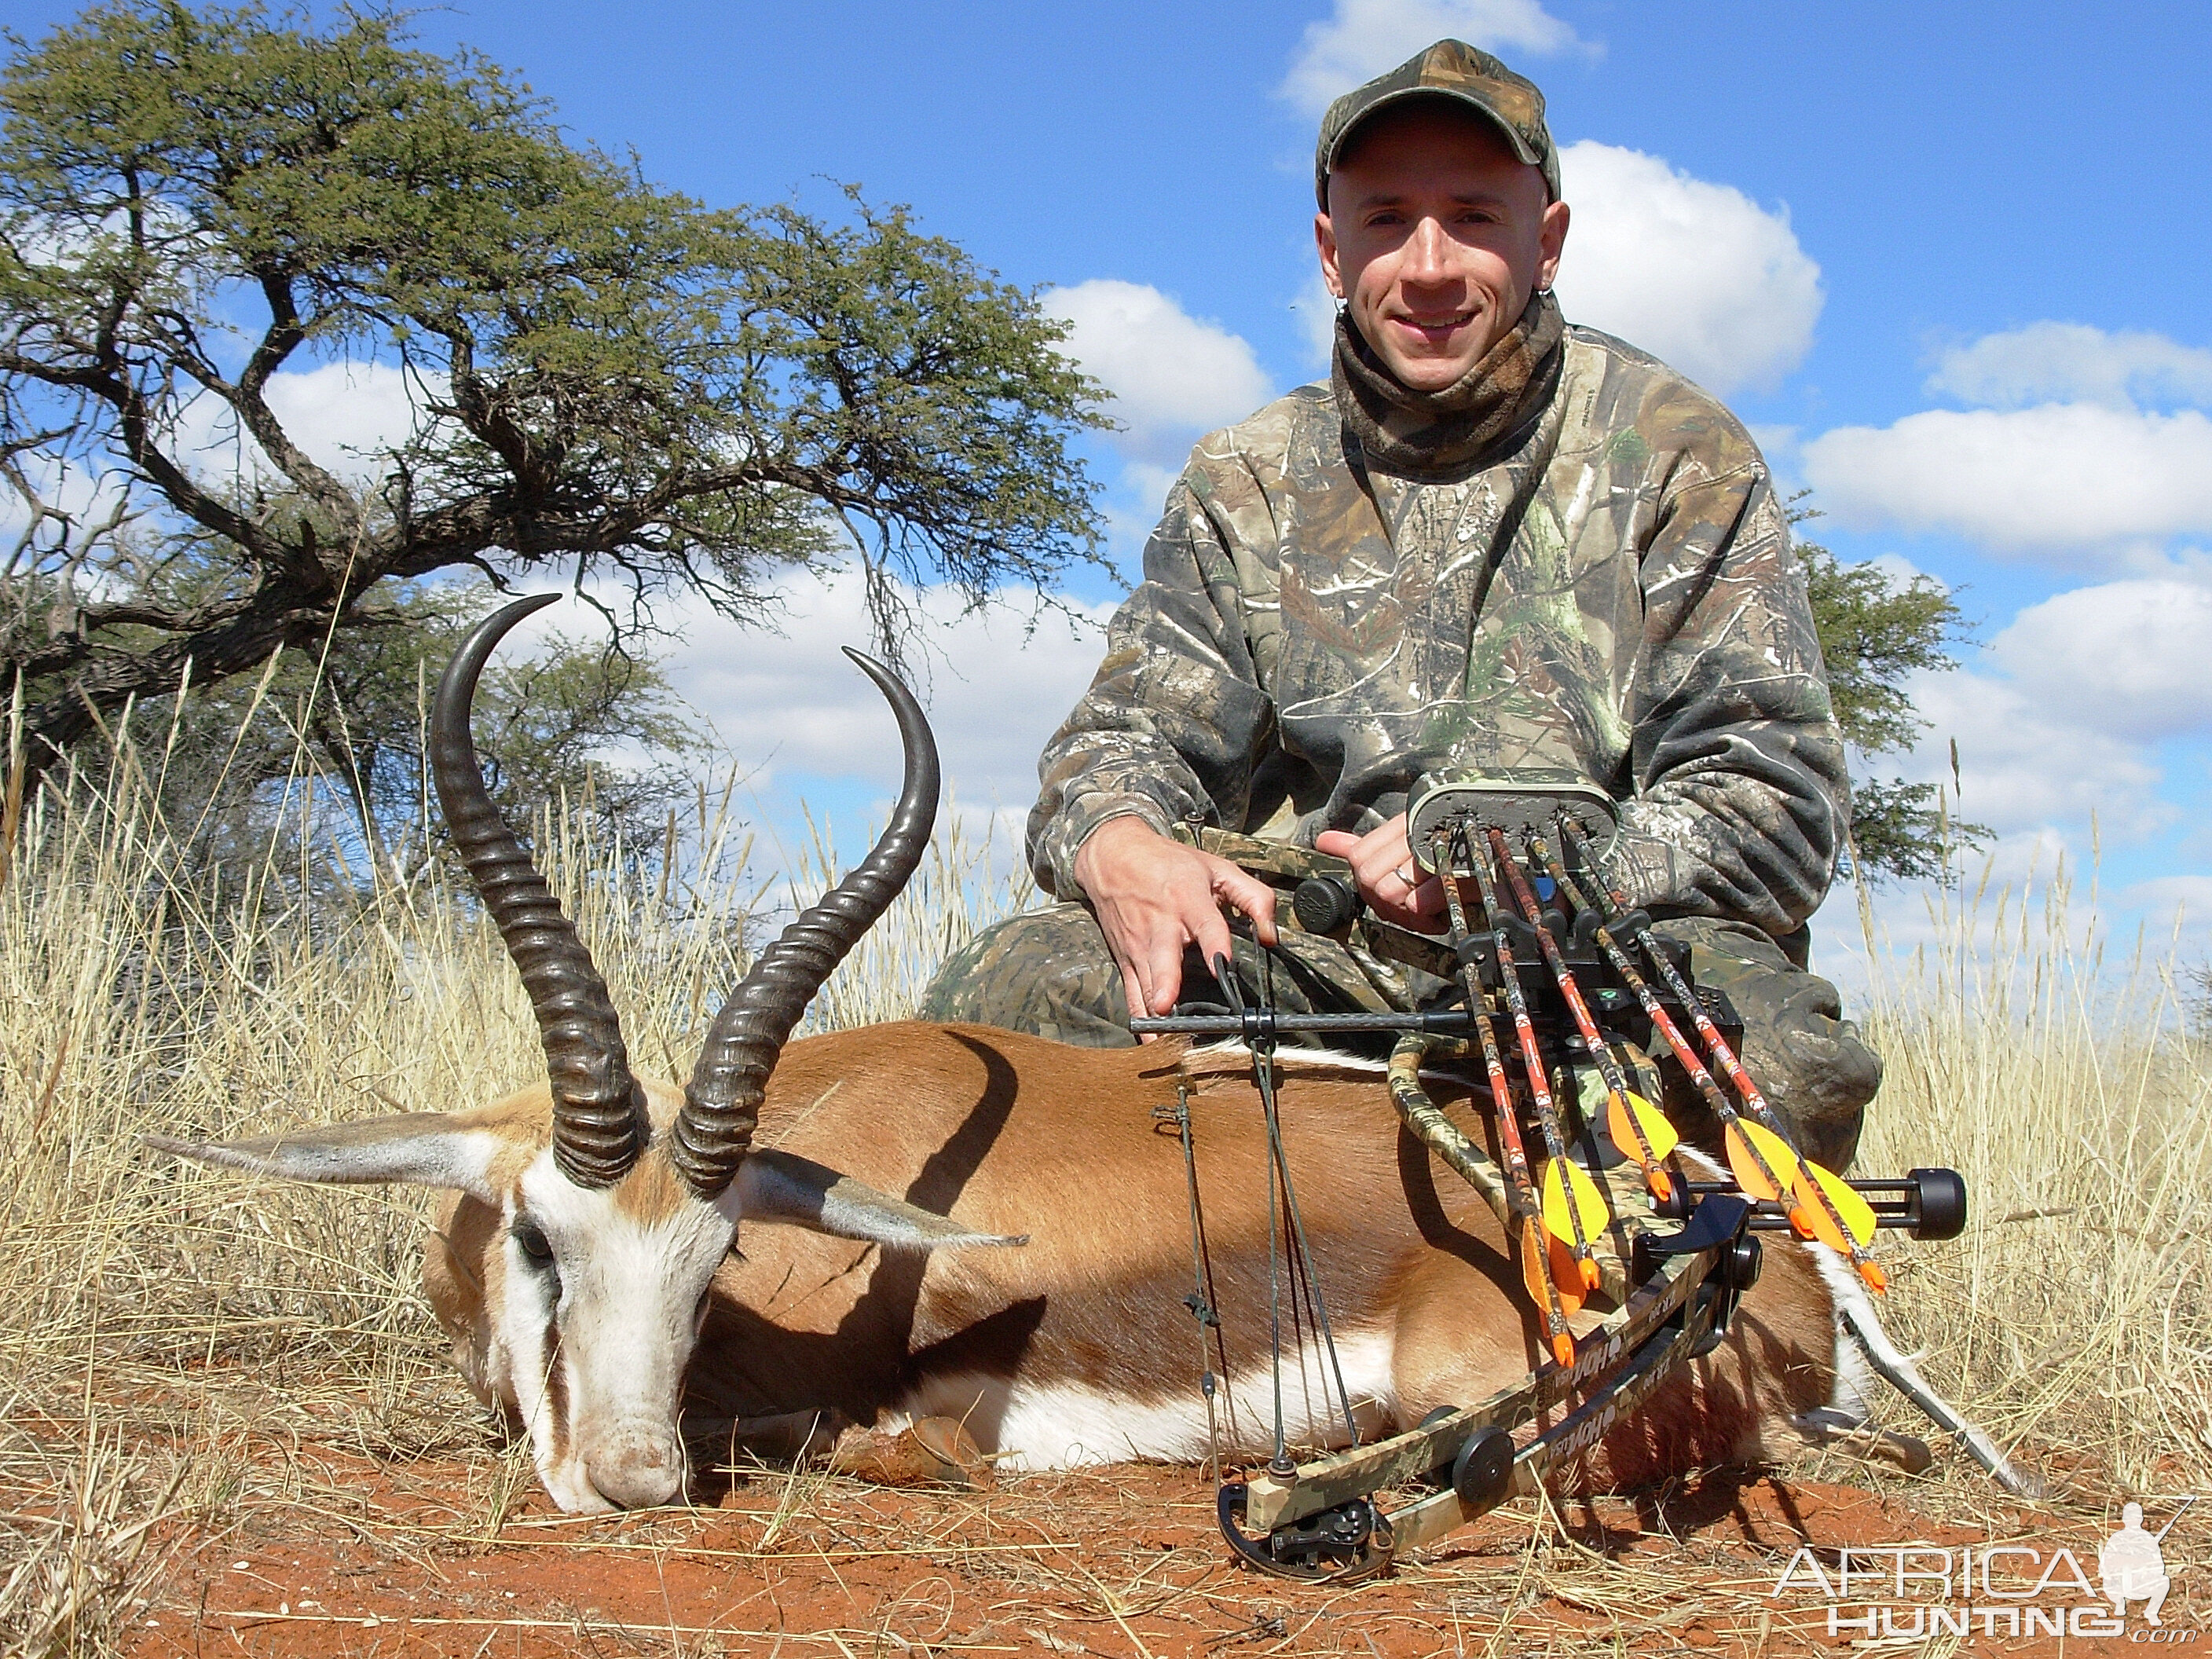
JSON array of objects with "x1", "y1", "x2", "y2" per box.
[
  {"x1": 642, "y1": 566, "x2": 1110, "y2": 838},
  {"x1": 1807, "y1": 824, "x2": 2086, "y2": 1001},
  {"x1": 1550, "y1": 141, "x2": 1823, "y2": 396},
  {"x1": 1987, "y1": 577, "x2": 2212, "y2": 742},
  {"x1": 264, "y1": 361, "x2": 435, "y2": 473},
  {"x1": 2115, "y1": 874, "x2": 2212, "y2": 947},
  {"x1": 8, "y1": 360, "x2": 439, "y2": 548},
  {"x1": 1828, "y1": 573, "x2": 2212, "y2": 888},
  {"x1": 1097, "y1": 459, "x2": 1185, "y2": 566},
  {"x1": 1889, "y1": 665, "x2": 2167, "y2": 840},
  {"x1": 1926, "y1": 322, "x2": 2212, "y2": 410},
  {"x1": 1279, "y1": 0, "x2": 1588, "y2": 114},
  {"x1": 171, "y1": 360, "x2": 443, "y2": 486},
  {"x1": 1799, "y1": 403, "x2": 2212, "y2": 555},
  {"x1": 1291, "y1": 271, "x2": 1339, "y2": 373},
  {"x1": 1812, "y1": 568, "x2": 2212, "y2": 994},
  {"x1": 1042, "y1": 280, "x2": 1273, "y2": 461}
]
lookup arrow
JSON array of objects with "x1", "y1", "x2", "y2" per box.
[
  {"x1": 1555, "y1": 819, "x2": 1887, "y2": 1292},
  {"x1": 1503, "y1": 827, "x2": 1678, "y2": 1203},
  {"x1": 1433, "y1": 827, "x2": 1582, "y2": 1368},
  {"x1": 1464, "y1": 823, "x2": 1607, "y2": 1296}
]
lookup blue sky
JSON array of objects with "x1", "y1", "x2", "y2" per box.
[{"x1": 6, "y1": 0, "x2": 2207, "y2": 979}]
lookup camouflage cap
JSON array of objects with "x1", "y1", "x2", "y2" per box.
[{"x1": 1314, "y1": 40, "x2": 1560, "y2": 208}]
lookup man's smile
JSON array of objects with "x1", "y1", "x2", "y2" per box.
[{"x1": 1392, "y1": 309, "x2": 1478, "y2": 343}]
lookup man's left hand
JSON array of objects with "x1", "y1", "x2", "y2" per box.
[{"x1": 1315, "y1": 815, "x2": 1446, "y2": 932}]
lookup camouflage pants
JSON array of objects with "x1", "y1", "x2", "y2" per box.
[{"x1": 920, "y1": 903, "x2": 1881, "y2": 1170}]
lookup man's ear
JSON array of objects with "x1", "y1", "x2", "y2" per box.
[
  {"x1": 732, "y1": 1147, "x2": 1026, "y2": 1252},
  {"x1": 148, "y1": 1113, "x2": 505, "y2": 1203},
  {"x1": 1315, "y1": 209, "x2": 1345, "y2": 300},
  {"x1": 1536, "y1": 197, "x2": 1569, "y2": 293}
]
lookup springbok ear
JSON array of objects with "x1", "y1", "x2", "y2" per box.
[
  {"x1": 146, "y1": 1113, "x2": 504, "y2": 1203},
  {"x1": 734, "y1": 1148, "x2": 1027, "y2": 1251}
]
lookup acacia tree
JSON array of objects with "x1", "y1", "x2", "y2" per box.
[
  {"x1": 135, "y1": 575, "x2": 720, "y2": 881},
  {"x1": 1798, "y1": 530, "x2": 1987, "y2": 883},
  {"x1": 0, "y1": 2, "x2": 1104, "y2": 781}
]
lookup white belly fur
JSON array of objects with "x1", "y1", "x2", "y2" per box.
[{"x1": 895, "y1": 1328, "x2": 1400, "y2": 1470}]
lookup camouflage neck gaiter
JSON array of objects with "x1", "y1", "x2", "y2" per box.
[{"x1": 1331, "y1": 289, "x2": 1566, "y2": 481}]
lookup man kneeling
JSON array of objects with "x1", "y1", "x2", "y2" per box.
[{"x1": 924, "y1": 39, "x2": 1880, "y2": 1170}]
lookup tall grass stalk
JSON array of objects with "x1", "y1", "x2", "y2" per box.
[{"x1": 1852, "y1": 853, "x2": 2212, "y2": 1492}]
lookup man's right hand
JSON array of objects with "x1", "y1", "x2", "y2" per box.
[{"x1": 1072, "y1": 816, "x2": 1280, "y2": 1032}]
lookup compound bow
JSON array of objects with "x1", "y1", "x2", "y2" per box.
[{"x1": 1134, "y1": 776, "x2": 1970, "y2": 1580}]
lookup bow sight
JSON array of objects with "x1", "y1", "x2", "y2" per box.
[{"x1": 1133, "y1": 775, "x2": 1972, "y2": 1581}]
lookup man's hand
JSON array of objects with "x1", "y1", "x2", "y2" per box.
[
  {"x1": 1073, "y1": 817, "x2": 1280, "y2": 1031},
  {"x1": 1314, "y1": 815, "x2": 1446, "y2": 932}
]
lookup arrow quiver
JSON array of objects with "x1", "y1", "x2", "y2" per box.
[{"x1": 1143, "y1": 775, "x2": 1970, "y2": 1580}]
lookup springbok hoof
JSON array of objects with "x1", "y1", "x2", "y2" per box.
[{"x1": 829, "y1": 1416, "x2": 995, "y2": 1490}]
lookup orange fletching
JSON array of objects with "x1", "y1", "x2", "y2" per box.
[
  {"x1": 1725, "y1": 1119, "x2": 1800, "y2": 1202},
  {"x1": 1519, "y1": 1220, "x2": 1547, "y2": 1309},
  {"x1": 1519, "y1": 1218, "x2": 1583, "y2": 1319},
  {"x1": 1549, "y1": 1229, "x2": 1588, "y2": 1314},
  {"x1": 1796, "y1": 1160, "x2": 1880, "y2": 1251},
  {"x1": 1520, "y1": 1218, "x2": 1587, "y2": 1319}
]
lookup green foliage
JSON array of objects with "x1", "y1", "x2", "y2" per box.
[
  {"x1": 0, "y1": 0, "x2": 1105, "y2": 777},
  {"x1": 139, "y1": 575, "x2": 716, "y2": 880},
  {"x1": 1796, "y1": 528, "x2": 1988, "y2": 883}
]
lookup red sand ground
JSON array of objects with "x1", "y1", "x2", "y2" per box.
[{"x1": 116, "y1": 1435, "x2": 2203, "y2": 1658}]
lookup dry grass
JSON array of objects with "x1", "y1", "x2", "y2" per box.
[
  {"x1": 0, "y1": 704, "x2": 1031, "y2": 1655},
  {"x1": 0, "y1": 700, "x2": 2203, "y2": 1653},
  {"x1": 1851, "y1": 859, "x2": 2212, "y2": 1496}
]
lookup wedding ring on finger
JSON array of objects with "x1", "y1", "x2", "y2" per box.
[{"x1": 1393, "y1": 863, "x2": 1419, "y2": 888}]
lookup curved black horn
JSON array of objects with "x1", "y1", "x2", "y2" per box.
[
  {"x1": 432, "y1": 595, "x2": 646, "y2": 1189},
  {"x1": 670, "y1": 650, "x2": 939, "y2": 1198}
]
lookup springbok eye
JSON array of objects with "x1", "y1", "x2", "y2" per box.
[{"x1": 511, "y1": 1220, "x2": 555, "y2": 1266}]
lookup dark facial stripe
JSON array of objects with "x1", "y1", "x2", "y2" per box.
[{"x1": 543, "y1": 1315, "x2": 569, "y2": 1462}]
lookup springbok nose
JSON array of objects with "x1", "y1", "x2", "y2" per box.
[{"x1": 586, "y1": 1432, "x2": 685, "y2": 1509}]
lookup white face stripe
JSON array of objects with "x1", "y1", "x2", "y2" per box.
[
  {"x1": 480, "y1": 1151, "x2": 739, "y2": 1511},
  {"x1": 492, "y1": 1194, "x2": 602, "y2": 1512}
]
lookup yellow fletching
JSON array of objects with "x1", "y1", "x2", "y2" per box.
[
  {"x1": 1541, "y1": 1158, "x2": 1611, "y2": 1249},
  {"x1": 1725, "y1": 1118, "x2": 1800, "y2": 1200},
  {"x1": 1796, "y1": 1159, "x2": 1879, "y2": 1251},
  {"x1": 1608, "y1": 1089, "x2": 1679, "y2": 1165}
]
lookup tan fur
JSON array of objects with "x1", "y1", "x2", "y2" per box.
[{"x1": 427, "y1": 1022, "x2": 1840, "y2": 1485}]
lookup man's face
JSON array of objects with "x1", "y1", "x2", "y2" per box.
[{"x1": 1317, "y1": 101, "x2": 1569, "y2": 393}]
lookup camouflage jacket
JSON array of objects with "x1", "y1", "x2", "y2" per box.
[{"x1": 1027, "y1": 326, "x2": 1851, "y2": 937}]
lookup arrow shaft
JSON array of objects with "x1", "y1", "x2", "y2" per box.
[
  {"x1": 1434, "y1": 828, "x2": 1575, "y2": 1357},
  {"x1": 1461, "y1": 825, "x2": 1597, "y2": 1269},
  {"x1": 1493, "y1": 828, "x2": 1646, "y2": 1141},
  {"x1": 1555, "y1": 819, "x2": 1873, "y2": 1269},
  {"x1": 1521, "y1": 829, "x2": 1668, "y2": 1180},
  {"x1": 1434, "y1": 835, "x2": 1540, "y2": 1210},
  {"x1": 1542, "y1": 826, "x2": 1795, "y2": 1201}
]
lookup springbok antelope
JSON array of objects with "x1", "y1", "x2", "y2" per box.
[{"x1": 154, "y1": 597, "x2": 2008, "y2": 1514}]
